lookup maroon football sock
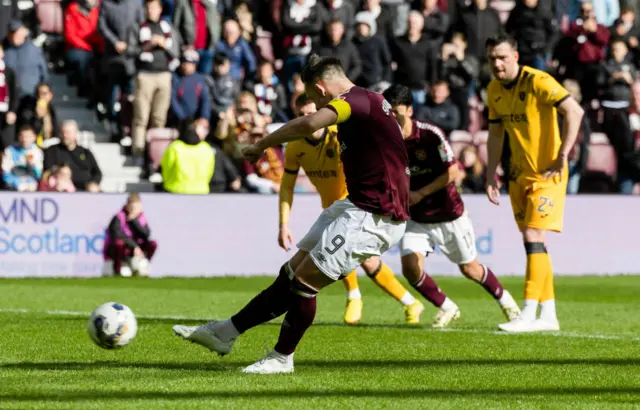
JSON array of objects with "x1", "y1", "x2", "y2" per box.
[
  {"x1": 478, "y1": 265, "x2": 504, "y2": 300},
  {"x1": 274, "y1": 279, "x2": 317, "y2": 355},
  {"x1": 231, "y1": 264, "x2": 293, "y2": 334},
  {"x1": 411, "y1": 272, "x2": 447, "y2": 307}
]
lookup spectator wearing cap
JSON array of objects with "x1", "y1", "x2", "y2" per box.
[
  {"x1": 321, "y1": 0, "x2": 355, "y2": 41},
  {"x1": 207, "y1": 52, "x2": 239, "y2": 119},
  {"x1": 314, "y1": 18, "x2": 361, "y2": 81},
  {"x1": 127, "y1": 0, "x2": 179, "y2": 165},
  {"x1": 64, "y1": 0, "x2": 104, "y2": 98},
  {"x1": 4, "y1": 19, "x2": 48, "y2": 101},
  {"x1": 416, "y1": 80, "x2": 460, "y2": 135},
  {"x1": 173, "y1": 0, "x2": 221, "y2": 74},
  {"x1": 0, "y1": 43, "x2": 17, "y2": 150},
  {"x1": 245, "y1": 60, "x2": 288, "y2": 123},
  {"x1": 170, "y1": 51, "x2": 211, "y2": 127},
  {"x1": 43, "y1": 120, "x2": 102, "y2": 192},
  {"x1": 2, "y1": 125, "x2": 42, "y2": 192},
  {"x1": 214, "y1": 19, "x2": 256, "y2": 83},
  {"x1": 353, "y1": 11, "x2": 391, "y2": 90}
]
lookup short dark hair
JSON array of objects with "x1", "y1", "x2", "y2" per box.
[
  {"x1": 295, "y1": 93, "x2": 313, "y2": 107},
  {"x1": 485, "y1": 34, "x2": 518, "y2": 51},
  {"x1": 382, "y1": 84, "x2": 413, "y2": 107},
  {"x1": 213, "y1": 52, "x2": 229, "y2": 66},
  {"x1": 18, "y1": 124, "x2": 35, "y2": 134},
  {"x1": 144, "y1": 0, "x2": 161, "y2": 6},
  {"x1": 300, "y1": 54, "x2": 345, "y2": 84},
  {"x1": 432, "y1": 79, "x2": 449, "y2": 88},
  {"x1": 328, "y1": 18, "x2": 344, "y2": 26}
]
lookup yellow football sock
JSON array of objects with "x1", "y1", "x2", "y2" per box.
[
  {"x1": 369, "y1": 263, "x2": 411, "y2": 303},
  {"x1": 524, "y1": 243, "x2": 552, "y2": 302},
  {"x1": 343, "y1": 270, "x2": 359, "y2": 293},
  {"x1": 540, "y1": 257, "x2": 555, "y2": 302}
]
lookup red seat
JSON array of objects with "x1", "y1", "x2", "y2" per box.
[
  {"x1": 449, "y1": 130, "x2": 473, "y2": 158},
  {"x1": 147, "y1": 128, "x2": 178, "y2": 170},
  {"x1": 35, "y1": 0, "x2": 64, "y2": 35},
  {"x1": 586, "y1": 144, "x2": 617, "y2": 176}
]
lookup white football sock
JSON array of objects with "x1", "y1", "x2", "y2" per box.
[
  {"x1": 498, "y1": 289, "x2": 517, "y2": 307},
  {"x1": 539, "y1": 299, "x2": 557, "y2": 322},
  {"x1": 215, "y1": 318, "x2": 240, "y2": 342},
  {"x1": 400, "y1": 292, "x2": 417, "y2": 306},
  {"x1": 347, "y1": 288, "x2": 362, "y2": 300},
  {"x1": 520, "y1": 299, "x2": 538, "y2": 321},
  {"x1": 441, "y1": 297, "x2": 458, "y2": 311}
]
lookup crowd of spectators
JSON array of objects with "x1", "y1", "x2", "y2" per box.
[{"x1": 0, "y1": 0, "x2": 639, "y2": 194}]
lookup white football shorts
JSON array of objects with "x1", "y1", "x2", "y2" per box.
[
  {"x1": 399, "y1": 212, "x2": 477, "y2": 265},
  {"x1": 297, "y1": 199, "x2": 407, "y2": 281}
]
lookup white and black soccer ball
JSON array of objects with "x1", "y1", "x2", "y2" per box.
[{"x1": 87, "y1": 302, "x2": 138, "y2": 349}]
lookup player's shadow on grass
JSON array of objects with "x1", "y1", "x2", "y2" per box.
[
  {"x1": 1, "y1": 387, "x2": 640, "y2": 402},
  {"x1": 3, "y1": 358, "x2": 640, "y2": 372}
]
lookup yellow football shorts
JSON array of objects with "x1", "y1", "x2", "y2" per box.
[{"x1": 508, "y1": 175, "x2": 567, "y2": 233}]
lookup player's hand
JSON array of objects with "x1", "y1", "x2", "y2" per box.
[
  {"x1": 542, "y1": 156, "x2": 567, "y2": 180},
  {"x1": 133, "y1": 247, "x2": 144, "y2": 258},
  {"x1": 485, "y1": 179, "x2": 500, "y2": 206},
  {"x1": 409, "y1": 191, "x2": 423, "y2": 206},
  {"x1": 242, "y1": 144, "x2": 264, "y2": 163},
  {"x1": 278, "y1": 226, "x2": 294, "y2": 251}
]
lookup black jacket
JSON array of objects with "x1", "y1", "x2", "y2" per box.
[
  {"x1": 452, "y1": 4, "x2": 503, "y2": 59},
  {"x1": 391, "y1": 35, "x2": 434, "y2": 89},
  {"x1": 505, "y1": 3, "x2": 559, "y2": 61},
  {"x1": 416, "y1": 98, "x2": 460, "y2": 135},
  {"x1": 17, "y1": 95, "x2": 58, "y2": 139},
  {"x1": 354, "y1": 34, "x2": 392, "y2": 87},
  {"x1": 108, "y1": 210, "x2": 151, "y2": 249},
  {"x1": 209, "y1": 143, "x2": 240, "y2": 193},
  {"x1": 437, "y1": 54, "x2": 479, "y2": 90},
  {"x1": 43, "y1": 143, "x2": 102, "y2": 190},
  {"x1": 315, "y1": 39, "x2": 362, "y2": 81}
]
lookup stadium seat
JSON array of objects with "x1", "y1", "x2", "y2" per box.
[
  {"x1": 449, "y1": 130, "x2": 472, "y2": 157},
  {"x1": 147, "y1": 128, "x2": 178, "y2": 170},
  {"x1": 35, "y1": 0, "x2": 64, "y2": 35},
  {"x1": 256, "y1": 27, "x2": 274, "y2": 62},
  {"x1": 586, "y1": 143, "x2": 617, "y2": 177}
]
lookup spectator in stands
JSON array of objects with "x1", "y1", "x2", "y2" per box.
[
  {"x1": 207, "y1": 52, "x2": 239, "y2": 119},
  {"x1": 243, "y1": 127, "x2": 283, "y2": 194},
  {"x1": 280, "y1": 0, "x2": 323, "y2": 88},
  {"x1": 0, "y1": 0, "x2": 16, "y2": 44},
  {"x1": 611, "y1": 6, "x2": 639, "y2": 62},
  {"x1": 4, "y1": 20, "x2": 48, "y2": 100},
  {"x1": 361, "y1": 0, "x2": 395, "y2": 40},
  {"x1": 1, "y1": 125, "x2": 42, "y2": 192},
  {"x1": 315, "y1": 19, "x2": 362, "y2": 81},
  {"x1": 570, "y1": 0, "x2": 619, "y2": 27},
  {"x1": 599, "y1": 39, "x2": 640, "y2": 193},
  {"x1": 173, "y1": 0, "x2": 221, "y2": 74},
  {"x1": 565, "y1": 1, "x2": 610, "y2": 102},
  {"x1": 64, "y1": 0, "x2": 104, "y2": 98},
  {"x1": 353, "y1": 11, "x2": 391, "y2": 90},
  {"x1": 17, "y1": 83, "x2": 59, "y2": 148},
  {"x1": 451, "y1": 0, "x2": 502, "y2": 61},
  {"x1": 39, "y1": 162, "x2": 76, "y2": 192},
  {"x1": 0, "y1": 43, "x2": 17, "y2": 150},
  {"x1": 417, "y1": 80, "x2": 460, "y2": 135},
  {"x1": 160, "y1": 119, "x2": 214, "y2": 194},
  {"x1": 391, "y1": 11, "x2": 434, "y2": 108},
  {"x1": 104, "y1": 193, "x2": 157, "y2": 277},
  {"x1": 214, "y1": 19, "x2": 256, "y2": 83},
  {"x1": 458, "y1": 144, "x2": 485, "y2": 193},
  {"x1": 43, "y1": 120, "x2": 102, "y2": 192},
  {"x1": 562, "y1": 79, "x2": 590, "y2": 194},
  {"x1": 505, "y1": 0, "x2": 559, "y2": 70},
  {"x1": 414, "y1": 0, "x2": 450, "y2": 48},
  {"x1": 209, "y1": 143, "x2": 243, "y2": 193},
  {"x1": 438, "y1": 32, "x2": 477, "y2": 130},
  {"x1": 234, "y1": 1, "x2": 255, "y2": 44},
  {"x1": 127, "y1": 0, "x2": 179, "y2": 166},
  {"x1": 245, "y1": 60, "x2": 288, "y2": 123},
  {"x1": 99, "y1": 0, "x2": 143, "y2": 140},
  {"x1": 170, "y1": 51, "x2": 210, "y2": 128},
  {"x1": 321, "y1": 0, "x2": 355, "y2": 41}
]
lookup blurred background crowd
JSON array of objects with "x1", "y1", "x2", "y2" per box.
[{"x1": 0, "y1": 0, "x2": 639, "y2": 195}]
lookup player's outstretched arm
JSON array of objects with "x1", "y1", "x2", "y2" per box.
[
  {"x1": 410, "y1": 164, "x2": 460, "y2": 205},
  {"x1": 486, "y1": 122, "x2": 505, "y2": 205},
  {"x1": 278, "y1": 172, "x2": 297, "y2": 251},
  {"x1": 543, "y1": 97, "x2": 585, "y2": 179},
  {"x1": 243, "y1": 108, "x2": 339, "y2": 162}
]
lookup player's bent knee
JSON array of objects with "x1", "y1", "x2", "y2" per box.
[
  {"x1": 361, "y1": 257, "x2": 382, "y2": 277},
  {"x1": 294, "y1": 254, "x2": 337, "y2": 291},
  {"x1": 458, "y1": 260, "x2": 483, "y2": 281},
  {"x1": 523, "y1": 227, "x2": 546, "y2": 243},
  {"x1": 401, "y1": 254, "x2": 422, "y2": 283},
  {"x1": 288, "y1": 250, "x2": 309, "y2": 272}
]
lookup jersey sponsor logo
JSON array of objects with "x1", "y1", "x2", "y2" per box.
[
  {"x1": 500, "y1": 113, "x2": 528, "y2": 123},
  {"x1": 415, "y1": 149, "x2": 427, "y2": 161},
  {"x1": 306, "y1": 169, "x2": 339, "y2": 178}
]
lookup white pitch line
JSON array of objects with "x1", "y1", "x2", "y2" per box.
[{"x1": 1, "y1": 307, "x2": 638, "y2": 342}]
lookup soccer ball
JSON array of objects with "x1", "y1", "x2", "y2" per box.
[{"x1": 87, "y1": 302, "x2": 138, "y2": 349}]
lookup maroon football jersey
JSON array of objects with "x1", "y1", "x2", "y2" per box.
[
  {"x1": 405, "y1": 120, "x2": 465, "y2": 223},
  {"x1": 325, "y1": 86, "x2": 410, "y2": 221}
]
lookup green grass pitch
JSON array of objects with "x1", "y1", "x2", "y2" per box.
[{"x1": 0, "y1": 275, "x2": 639, "y2": 409}]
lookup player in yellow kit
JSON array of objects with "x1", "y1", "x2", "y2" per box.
[
  {"x1": 484, "y1": 35, "x2": 584, "y2": 332},
  {"x1": 278, "y1": 94, "x2": 424, "y2": 324}
]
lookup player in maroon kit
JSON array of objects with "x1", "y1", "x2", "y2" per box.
[
  {"x1": 382, "y1": 84, "x2": 521, "y2": 328},
  {"x1": 173, "y1": 56, "x2": 411, "y2": 374}
]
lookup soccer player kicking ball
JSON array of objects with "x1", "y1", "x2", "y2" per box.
[
  {"x1": 173, "y1": 55, "x2": 411, "y2": 374},
  {"x1": 382, "y1": 84, "x2": 521, "y2": 328},
  {"x1": 484, "y1": 35, "x2": 584, "y2": 332},
  {"x1": 280, "y1": 94, "x2": 424, "y2": 325}
]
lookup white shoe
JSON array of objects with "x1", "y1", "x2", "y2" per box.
[
  {"x1": 242, "y1": 350, "x2": 294, "y2": 374},
  {"x1": 432, "y1": 307, "x2": 461, "y2": 328},
  {"x1": 131, "y1": 257, "x2": 149, "y2": 277},
  {"x1": 119, "y1": 265, "x2": 133, "y2": 277},
  {"x1": 532, "y1": 318, "x2": 560, "y2": 331},
  {"x1": 499, "y1": 291, "x2": 521, "y2": 321},
  {"x1": 172, "y1": 321, "x2": 235, "y2": 356}
]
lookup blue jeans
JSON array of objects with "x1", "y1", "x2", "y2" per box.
[
  {"x1": 106, "y1": 68, "x2": 134, "y2": 131},
  {"x1": 411, "y1": 89, "x2": 426, "y2": 110},
  {"x1": 66, "y1": 48, "x2": 93, "y2": 88},
  {"x1": 283, "y1": 55, "x2": 308, "y2": 93},
  {"x1": 618, "y1": 172, "x2": 635, "y2": 194},
  {"x1": 567, "y1": 161, "x2": 581, "y2": 194},
  {"x1": 197, "y1": 49, "x2": 215, "y2": 74}
]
